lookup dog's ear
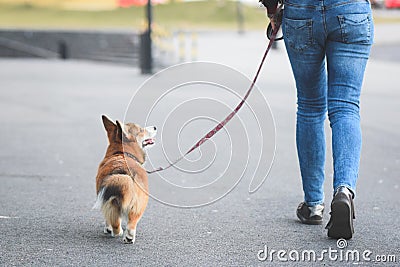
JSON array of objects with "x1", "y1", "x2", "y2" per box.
[
  {"x1": 116, "y1": 120, "x2": 130, "y2": 142},
  {"x1": 102, "y1": 115, "x2": 117, "y2": 141}
]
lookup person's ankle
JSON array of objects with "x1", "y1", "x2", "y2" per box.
[{"x1": 335, "y1": 186, "x2": 354, "y2": 199}]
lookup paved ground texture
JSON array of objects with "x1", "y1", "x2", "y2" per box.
[{"x1": 0, "y1": 23, "x2": 399, "y2": 266}]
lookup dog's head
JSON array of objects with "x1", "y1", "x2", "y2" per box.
[
  {"x1": 101, "y1": 115, "x2": 157, "y2": 155},
  {"x1": 122, "y1": 122, "x2": 157, "y2": 150}
]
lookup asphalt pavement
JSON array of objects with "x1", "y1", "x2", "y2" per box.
[{"x1": 0, "y1": 23, "x2": 399, "y2": 266}]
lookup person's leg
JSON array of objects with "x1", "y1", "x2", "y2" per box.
[
  {"x1": 326, "y1": 2, "x2": 374, "y2": 197},
  {"x1": 295, "y1": 61, "x2": 327, "y2": 207},
  {"x1": 324, "y1": 0, "x2": 374, "y2": 238},
  {"x1": 283, "y1": 2, "x2": 327, "y2": 207}
]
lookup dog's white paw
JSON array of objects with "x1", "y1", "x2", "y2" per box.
[
  {"x1": 123, "y1": 229, "x2": 136, "y2": 244},
  {"x1": 103, "y1": 225, "x2": 112, "y2": 235}
]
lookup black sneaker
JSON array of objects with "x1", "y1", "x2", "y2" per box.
[
  {"x1": 325, "y1": 186, "x2": 355, "y2": 239},
  {"x1": 296, "y1": 202, "x2": 324, "y2": 225}
]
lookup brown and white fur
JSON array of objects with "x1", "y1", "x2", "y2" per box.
[{"x1": 94, "y1": 115, "x2": 156, "y2": 244}]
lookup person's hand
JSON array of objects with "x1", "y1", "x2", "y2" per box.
[
  {"x1": 268, "y1": 8, "x2": 283, "y2": 33},
  {"x1": 268, "y1": 13, "x2": 277, "y2": 31}
]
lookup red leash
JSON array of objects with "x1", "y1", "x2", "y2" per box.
[{"x1": 147, "y1": 5, "x2": 283, "y2": 174}]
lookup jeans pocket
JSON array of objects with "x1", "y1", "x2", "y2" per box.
[
  {"x1": 284, "y1": 18, "x2": 313, "y2": 52},
  {"x1": 338, "y1": 13, "x2": 372, "y2": 44}
]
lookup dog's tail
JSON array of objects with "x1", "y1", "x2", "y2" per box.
[
  {"x1": 93, "y1": 188, "x2": 106, "y2": 210},
  {"x1": 93, "y1": 185, "x2": 123, "y2": 225}
]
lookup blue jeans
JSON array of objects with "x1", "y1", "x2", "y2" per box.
[{"x1": 283, "y1": 0, "x2": 374, "y2": 206}]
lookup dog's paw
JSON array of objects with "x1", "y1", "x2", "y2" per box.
[
  {"x1": 123, "y1": 229, "x2": 136, "y2": 244},
  {"x1": 103, "y1": 225, "x2": 112, "y2": 235},
  {"x1": 123, "y1": 236, "x2": 134, "y2": 244}
]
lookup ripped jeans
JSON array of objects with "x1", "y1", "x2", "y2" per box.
[{"x1": 283, "y1": 0, "x2": 374, "y2": 206}]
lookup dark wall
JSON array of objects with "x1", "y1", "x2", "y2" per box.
[{"x1": 0, "y1": 29, "x2": 140, "y2": 66}]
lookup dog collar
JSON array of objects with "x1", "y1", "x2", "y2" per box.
[
  {"x1": 113, "y1": 151, "x2": 144, "y2": 165},
  {"x1": 124, "y1": 151, "x2": 144, "y2": 165}
]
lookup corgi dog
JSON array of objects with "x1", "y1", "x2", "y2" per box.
[{"x1": 94, "y1": 115, "x2": 156, "y2": 244}]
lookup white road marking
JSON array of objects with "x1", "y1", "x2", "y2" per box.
[{"x1": 0, "y1": 215, "x2": 19, "y2": 219}]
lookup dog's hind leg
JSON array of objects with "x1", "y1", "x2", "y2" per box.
[
  {"x1": 104, "y1": 217, "x2": 122, "y2": 237},
  {"x1": 102, "y1": 197, "x2": 123, "y2": 237},
  {"x1": 123, "y1": 211, "x2": 142, "y2": 244},
  {"x1": 111, "y1": 218, "x2": 123, "y2": 237}
]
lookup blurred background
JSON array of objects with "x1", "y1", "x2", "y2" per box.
[
  {"x1": 0, "y1": 0, "x2": 269, "y2": 72},
  {"x1": 1, "y1": 0, "x2": 398, "y2": 73}
]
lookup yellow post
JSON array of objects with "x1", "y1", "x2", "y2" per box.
[
  {"x1": 191, "y1": 31, "x2": 198, "y2": 62},
  {"x1": 178, "y1": 31, "x2": 185, "y2": 63}
]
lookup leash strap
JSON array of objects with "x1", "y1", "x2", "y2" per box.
[{"x1": 147, "y1": 4, "x2": 284, "y2": 174}]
